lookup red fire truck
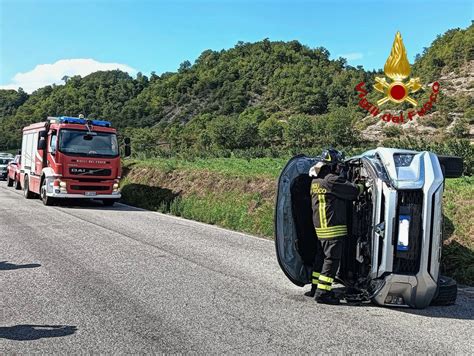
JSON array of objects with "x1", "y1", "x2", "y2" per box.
[{"x1": 20, "y1": 115, "x2": 130, "y2": 206}]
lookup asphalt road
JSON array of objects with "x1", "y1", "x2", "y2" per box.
[{"x1": 1, "y1": 181, "x2": 473, "y2": 354}]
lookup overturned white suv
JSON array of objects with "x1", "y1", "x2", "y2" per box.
[{"x1": 275, "y1": 147, "x2": 463, "y2": 308}]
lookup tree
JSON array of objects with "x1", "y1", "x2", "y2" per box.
[
  {"x1": 259, "y1": 117, "x2": 286, "y2": 147},
  {"x1": 284, "y1": 115, "x2": 315, "y2": 148},
  {"x1": 321, "y1": 107, "x2": 361, "y2": 147},
  {"x1": 178, "y1": 60, "x2": 192, "y2": 73},
  {"x1": 208, "y1": 116, "x2": 238, "y2": 149}
]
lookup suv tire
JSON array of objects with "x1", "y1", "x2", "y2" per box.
[{"x1": 430, "y1": 275, "x2": 457, "y2": 306}]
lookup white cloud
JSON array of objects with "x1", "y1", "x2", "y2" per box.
[
  {"x1": 338, "y1": 52, "x2": 364, "y2": 61},
  {"x1": 0, "y1": 58, "x2": 137, "y2": 93}
]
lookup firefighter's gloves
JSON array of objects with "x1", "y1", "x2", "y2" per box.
[
  {"x1": 365, "y1": 179, "x2": 373, "y2": 194},
  {"x1": 309, "y1": 162, "x2": 325, "y2": 178},
  {"x1": 357, "y1": 179, "x2": 373, "y2": 196}
]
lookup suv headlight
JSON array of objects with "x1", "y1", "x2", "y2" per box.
[{"x1": 393, "y1": 154, "x2": 414, "y2": 167}]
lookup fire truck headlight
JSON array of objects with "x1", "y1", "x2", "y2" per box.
[
  {"x1": 113, "y1": 183, "x2": 119, "y2": 190},
  {"x1": 59, "y1": 182, "x2": 67, "y2": 188}
]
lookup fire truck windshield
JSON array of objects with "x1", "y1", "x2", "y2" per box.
[{"x1": 59, "y1": 129, "x2": 119, "y2": 157}]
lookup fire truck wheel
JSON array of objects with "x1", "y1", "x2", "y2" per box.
[
  {"x1": 23, "y1": 175, "x2": 35, "y2": 199},
  {"x1": 7, "y1": 177, "x2": 13, "y2": 187},
  {"x1": 41, "y1": 179, "x2": 55, "y2": 206},
  {"x1": 14, "y1": 176, "x2": 21, "y2": 190}
]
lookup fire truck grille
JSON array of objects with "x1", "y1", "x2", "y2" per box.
[
  {"x1": 70, "y1": 168, "x2": 112, "y2": 176},
  {"x1": 393, "y1": 190, "x2": 423, "y2": 275},
  {"x1": 71, "y1": 185, "x2": 110, "y2": 191}
]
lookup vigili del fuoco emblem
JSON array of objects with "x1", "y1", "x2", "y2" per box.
[
  {"x1": 355, "y1": 31, "x2": 440, "y2": 124},
  {"x1": 374, "y1": 31, "x2": 422, "y2": 106}
]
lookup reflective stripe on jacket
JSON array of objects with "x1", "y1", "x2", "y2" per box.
[{"x1": 311, "y1": 173, "x2": 362, "y2": 239}]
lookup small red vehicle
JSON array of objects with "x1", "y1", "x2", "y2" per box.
[{"x1": 7, "y1": 154, "x2": 22, "y2": 190}]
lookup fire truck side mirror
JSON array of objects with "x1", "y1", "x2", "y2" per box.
[
  {"x1": 124, "y1": 138, "x2": 131, "y2": 158},
  {"x1": 38, "y1": 131, "x2": 47, "y2": 150}
]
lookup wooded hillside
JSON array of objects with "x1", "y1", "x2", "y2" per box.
[{"x1": 0, "y1": 24, "x2": 472, "y2": 169}]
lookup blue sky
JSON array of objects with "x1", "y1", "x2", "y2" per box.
[{"x1": 0, "y1": 0, "x2": 472, "y2": 92}]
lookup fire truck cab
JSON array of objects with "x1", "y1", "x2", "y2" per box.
[{"x1": 21, "y1": 116, "x2": 129, "y2": 206}]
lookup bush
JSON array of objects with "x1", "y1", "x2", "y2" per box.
[
  {"x1": 452, "y1": 118, "x2": 469, "y2": 138},
  {"x1": 382, "y1": 125, "x2": 403, "y2": 138}
]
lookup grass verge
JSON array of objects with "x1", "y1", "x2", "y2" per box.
[{"x1": 442, "y1": 176, "x2": 474, "y2": 285}]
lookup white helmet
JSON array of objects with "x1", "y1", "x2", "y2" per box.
[{"x1": 309, "y1": 161, "x2": 325, "y2": 178}]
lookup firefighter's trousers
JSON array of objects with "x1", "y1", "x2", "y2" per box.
[{"x1": 310, "y1": 237, "x2": 344, "y2": 294}]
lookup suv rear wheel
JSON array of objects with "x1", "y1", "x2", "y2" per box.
[{"x1": 430, "y1": 275, "x2": 457, "y2": 306}]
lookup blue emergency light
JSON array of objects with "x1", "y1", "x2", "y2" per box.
[{"x1": 55, "y1": 116, "x2": 112, "y2": 127}]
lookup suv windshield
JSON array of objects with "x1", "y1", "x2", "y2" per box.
[
  {"x1": 59, "y1": 129, "x2": 118, "y2": 157},
  {"x1": 0, "y1": 158, "x2": 12, "y2": 165}
]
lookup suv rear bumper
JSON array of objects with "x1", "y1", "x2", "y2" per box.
[{"x1": 372, "y1": 273, "x2": 437, "y2": 308}]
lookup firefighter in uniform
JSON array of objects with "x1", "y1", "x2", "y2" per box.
[{"x1": 305, "y1": 148, "x2": 364, "y2": 305}]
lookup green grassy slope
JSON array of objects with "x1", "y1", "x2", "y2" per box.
[{"x1": 442, "y1": 177, "x2": 474, "y2": 284}]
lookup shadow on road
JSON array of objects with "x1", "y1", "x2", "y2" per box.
[
  {"x1": 339, "y1": 294, "x2": 474, "y2": 320},
  {"x1": 120, "y1": 184, "x2": 180, "y2": 212},
  {"x1": 0, "y1": 261, "x2": 41, "y2": 271},
  {"x1": 53, "y1": 198, "x2": 141, "y2": 211},
  {"x1": 397, "y1": 292, "x2": 474, "y2": 320},
  {"x1": 0, "y1": 325, "x2": 77, "y2": 341}
]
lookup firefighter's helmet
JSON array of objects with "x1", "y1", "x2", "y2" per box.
[
  {"x1": 309, "y1": 148, "x2": 345, "y2": 177},
  {"x1": 321, "y1": 148, "x2": 345, "y2": 165}
]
